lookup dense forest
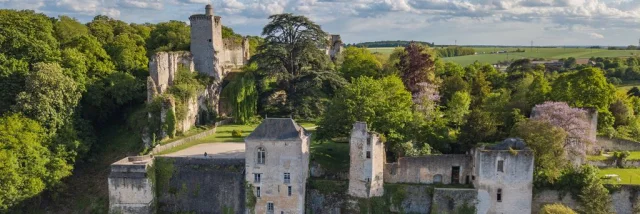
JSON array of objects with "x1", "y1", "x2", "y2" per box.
[
  {"x1": 0, "y1": 9, "x2": 258, "y2": 212},
  {"x1": 0, "y1": 8, "x2": 632, "y2": 213}
]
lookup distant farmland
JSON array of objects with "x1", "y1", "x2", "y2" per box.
[{"x1": 367, "y1": 47, "x2": 640, "y2": 66}]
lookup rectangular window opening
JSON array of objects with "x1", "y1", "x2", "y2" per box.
[
  {"x1": 288, "y1": 186, "x2": 292, "y2": 196},
  {"x1": 497, "y1": 189, "x2": 502, "y2": 202},
  {"x1": 267, "y1": 202, "x2": 274, "y2": 213},
  {"x1": 284, "y1": 173, "x2": 291, "y2": 184},
  {"x1": 254, "y1": 173, "x2": 261, "y2": 183},
  {"x1": 256, "y1": 187, "x2": 261, "y2": 198},
  {"x1": 497, "y1": 160, "x2": 504, "y2": 172},
  {"x1": 366, "y1": 151, "x2": 371, "y2": 159}
]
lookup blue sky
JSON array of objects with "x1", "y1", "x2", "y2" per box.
[{"x1": 1, "y1": 0, "x2": 639, "y2": 46}]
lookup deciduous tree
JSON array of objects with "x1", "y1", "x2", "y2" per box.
[
  {"x1": 512, "y1": 119, "x2": 567, "y2": 184},
  {"x1": 0, "y1": 114, "x2": 49, "y2": 210},
  {"x1": 316, "y1": 76, "x2": 413, "y2": 149},
  {"x1": 340, "y1": 46, "x2": 382, "y2": 80},
  {"x1": 396, "y1": 42, "x2": 436, "y2": 94},
  {"x1": 531, "y1": 102, "x2": 593, "y2": 160}
]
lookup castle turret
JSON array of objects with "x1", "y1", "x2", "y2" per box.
[
  {"x1": 205, "y1": 4, "x2": 213, "y2": 16},
  {"x1": 348, "y1": 122, "x2": 384, "y2": 198},
  {"x1": 189, "y1": 4, "x2": 223, "y2": 80}
]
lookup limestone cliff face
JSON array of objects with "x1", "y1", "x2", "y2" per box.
[{"x1": 146, "y1": 51, "x2": 220, "y2": 143}]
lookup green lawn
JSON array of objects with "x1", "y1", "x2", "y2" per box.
[
  {"x1": 156, "y1": 121, "x2": 318, "y2": 155},
  {"x1": 368, "y1": 47, "x2": 640, "y2": 66},
  {"x1": 310, "y1": 140, "x2": 350, "y2": 174},
  {"x1": 616, "y1": 81, "x2": 640, "y2": 93},
  {"x1": 588, "y1": 151, "x2": 640, "y2": 161},
  {"x1": 598, "y1": 168, "x2": 640, "y2": 185},
  {"x1": 159, "y1": 125, "x2": 211, "y2": 145}
]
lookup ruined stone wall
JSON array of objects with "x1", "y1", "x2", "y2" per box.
[
  {"x1": 221, "y1": 38, "x2": 249, "y2": 70},
  {"x1": 533, "y1": 186, "x2": 640, "y2": 214},
  {"x1": 431, "y1": 188, "x2": 478, "y2": 214},
  {"x1": 348, "y1": 122, "x2": 384, "y2": 198},
  {"x1": 147, "y1": 52, "x2": 209, "y2": 137},
  {"x1": 596, "y1": 136, "x2": 640, "y2": 151},
  {"x1": 473, "y1": 149, "x2": 534, "y2": 214},
  {"x1": 245, "y1": 137, "x2": 310, "y2": 214},
  {"x1": 384, "y1": 154, "x2": 473, "y2": 185},
  {"x1": 108, "y1": 156, "x2": 155, "y2": 214},
  {"x1": 148, "y1": 51, "x2": 194, "y2": 95},
  {"x1": 155, "y1": 157, "x2": 245, "y2": 214}
]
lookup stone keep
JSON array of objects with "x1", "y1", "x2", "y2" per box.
[
  {"x1": 108, "y1": 156, "x2": 155, "y2": 214},
  {"x1": 348, "y1": 122, "x2": 384, "y2": 198},
  {"x1": 244, "y1": 118, "x2": 311, "y2": 214},
  {"x1": 189, "y1": 4, "x2": 223, "y2": 80}
]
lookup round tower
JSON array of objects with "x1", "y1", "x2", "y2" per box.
[{"x1": 205, "y1": 4, "x2": 213, "y2": 16}]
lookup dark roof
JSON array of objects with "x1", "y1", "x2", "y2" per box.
[
  {"x1": 245, "y1": 118, "x2": 308, "y2": 141},
  {"x1": 485, "y1": 138, "x2": 529, "y2": 150}
]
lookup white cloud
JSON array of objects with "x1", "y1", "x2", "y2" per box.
[
  {"x1": 589, "y1": 32, "x2": 604, "y2": 39},
  {"x1": 1, "y1": 0, "x2": 638, "y2": 45},
  {"x1": 119, "y1": 0, "x2": 164, "y2": 10}
]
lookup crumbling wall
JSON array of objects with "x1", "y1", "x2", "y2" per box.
[
  {"x1": 384, "y1": 155, "x2": 473, "y2": 185},
  {"x1": 431, "y1": 188, "x2": 477, "y2": 214},
  {"x1": 149, "y1": 52, "x2": 194, "y2": 95},
  {"x1": 221, "y1": 38, "x2": 249, "y2": 70},
  {"x1": 155, "y1": 157, "x2": 245, "y2": 214},
  {"x1": 533, "y1": 186, "x2": 640, "y2": 214},
  {"x1": 596, "y1": 136, "x2": 640, "y2": 151}
]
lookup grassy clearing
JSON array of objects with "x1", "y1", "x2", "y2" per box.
[
  {"x1": 159, "y1": 125, "x2": 212, "y2": 145},
  {"x1": 588, "y1": 151, "x2": 640, "y2": 161},
  {"x1": 599, "y1": 168, "x2": 640, "y2": 185},
  {"x1": 156, "y1": 121, "x2": 318, "y2": 155},
  {"x1": 616, "y1": 81, "x2": 640, "y2": 93},
  {"x1": 310, "y1": 140, "x2": 350, "y2": 174},
  {"x1": 368, "y1": 47, "x2": 640, "y2": 66}
]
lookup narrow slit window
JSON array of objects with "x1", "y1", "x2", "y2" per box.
[
  {"x1": 497, "y1": 160, "x2": 504, "y2": 172},
  {"x1": 256, "y1": 187, "x2": 261, "y2": 198},
  {"x1": 497, "y1": 189, "x2": 502, "y2": 202},
  {"x1": 257, "y1": 147, "x2": 266, "y2": 164},
  {"x1": 288, "y1": 186, "x2": 292, "y2": 196}
]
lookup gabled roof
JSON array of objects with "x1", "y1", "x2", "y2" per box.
[{"x1": 245, "y1": 118, "x2": 308, "y2": 141}]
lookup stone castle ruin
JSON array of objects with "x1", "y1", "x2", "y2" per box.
[
  {"x1": 324, "y1": 34, "x2": 343, "y2": 61},
  {"x1": 109, "y1": 119, "x2": 534, "y2": 214},
  {"x1": 145, "y1": 5, "x2": 250, "y2": 144}
]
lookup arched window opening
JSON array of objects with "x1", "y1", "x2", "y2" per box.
[{"x1": 257, "y1": 147, "x2": 266, "y2": 164}]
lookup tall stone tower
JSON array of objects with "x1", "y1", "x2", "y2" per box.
[
  {"x1": 189, "y1": 4, "x2": 224, "y2": 80},
  {"x1": 348, "y1": 122, "x2": 384, "y2": 198}
]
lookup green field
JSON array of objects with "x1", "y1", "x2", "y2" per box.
[
  {"x1": 599, "y1": 168, "x2": 640, "y2": 185},
  {"x1": 368, "y1": 47, "x2": 640, "y2": 66}
]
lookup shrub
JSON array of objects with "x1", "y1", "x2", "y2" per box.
[
  {"x1": 539, "y1": 203, "x2": 577, "y2": 214},
  {"x1": 231, "y1": 129, "x2": 242, "y2": 137}
]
